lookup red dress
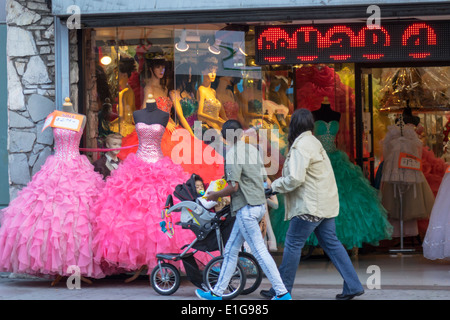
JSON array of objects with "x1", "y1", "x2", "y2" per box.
[{"x1": 118, "y1": 97, "x2": 224, "y2": 182}]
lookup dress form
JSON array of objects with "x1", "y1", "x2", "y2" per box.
[
  {"x1": 312, "y1": 97, "x2": 341, "y2": 122},
  {"x1": 62, "y1": 97, "x2": 87, "y2": 130},
  {"x1": 47, "y1": 98, "x2": 97, "y2": 286},
  {"x1": 133, "y1": 94, "x2": 169, "y2": 127}
]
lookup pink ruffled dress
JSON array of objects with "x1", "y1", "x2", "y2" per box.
[
  {"x1": 0, "y1": 127, "x2": 105, "y2": 278},
  {"x1": 92, "y1": 122, "x2": 207, "y2": 272}
]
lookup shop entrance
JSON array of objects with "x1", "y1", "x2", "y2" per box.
[
  {"x1": 355, "y1": 62, "x2": 450, "y2": 186},
  {"x1": 354, "y1": 62, "x2": 450, "y2": 252}
]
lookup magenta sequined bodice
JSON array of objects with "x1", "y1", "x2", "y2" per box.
[
  {"x1": 135, "y1": 122, "x2": 165, "y2": 163},
  {"x1": 53, "y1": 127, "x2": 83, "y2": 160}
]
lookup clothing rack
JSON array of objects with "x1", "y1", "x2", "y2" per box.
[
  {"x1": 389, "y1": 183, "x2": 415, "y2": 254},
  {"x1": 389, "y1": 115, "x2": 416, "y2": 254}
]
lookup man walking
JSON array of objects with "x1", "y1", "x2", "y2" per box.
[{"x1": 195, "y1": 120, "x2": 291, "y2": 300}]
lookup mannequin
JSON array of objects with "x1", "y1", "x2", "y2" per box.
[
  {"x1": 0, "y1": 97, "x2": 105, "y2": 284},
  {"x1": 306, "y1": 96, "x2": 393, "y2": 252},
  {"x1": 238, "y1": 78, "x2": 264, "y2": 124},
  {"x1": 197, "y1": 55, "x2": 228, "y2": 131},
  {"x1": 62, "y1": 97, "x2": 86, "y2": 129},
  {"x1": 312, "y1": 97, "x2": 341, "y2": 122},
  {"x1": 93, "y1": 133, "x2": 123, "y2": 179},
  {"x1": 110, "y1": 58, "x2": 137, "y2": 137},
  {"x1": 169, "y1": 63, "x2": 198, "y2": 136},
  {"x1": 141, "y1": 49, "x2": 176, "y2": 132},
  {"x1": 267, "y1": 73, "x2": 293, "y2": 115},
  {"x1": 216, "y1": 76, "x2": 245, "y2": 125},
  {"x1": 133, "y1": 94, "x2": 169, "y2": 127}
]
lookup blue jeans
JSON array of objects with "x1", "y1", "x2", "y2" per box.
[
  {"x1": 213, "y1": 204, "x2": 288, "y2": 297},
  {"x1": 269, "y1": 216, "x2": 364, "y2": 296}
]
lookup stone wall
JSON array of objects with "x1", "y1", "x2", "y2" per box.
[{"x1": 6, "y1": 0, "x2": 56, "y2": 199}]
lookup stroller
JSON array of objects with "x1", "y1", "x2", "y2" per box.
[{"x1": 149, "y1": 174, "x2": 262, "y2": 300}]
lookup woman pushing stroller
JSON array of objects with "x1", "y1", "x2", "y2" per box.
[{"x1": 195, "y1": 120, "x2": 291, "y2": 301}]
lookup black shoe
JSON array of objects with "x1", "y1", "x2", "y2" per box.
[
  {"x1": 260, "y1": 290, "x2": 275, "y2": 300},
  {"x1": 335, "y1": 291, "x2": 364, "y2": 300}
]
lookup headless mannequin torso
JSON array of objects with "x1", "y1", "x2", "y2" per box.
[
  {"x1": 133, "y1": 94, "x2": 169, "y2": 127},
  {"x1": 62, "y1": 97, "x2": 87, "y2": 130},
  {"x1": 312, "y1": 97, "x2": 341, "y2": 123}
]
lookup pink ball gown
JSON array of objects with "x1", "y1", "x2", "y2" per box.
[
  {"x1": 92, "y1": 122, "x2": 207, "y2": 272},
  {"x1": 0, "y1": 127, "x2": 105, "y2": 279}
]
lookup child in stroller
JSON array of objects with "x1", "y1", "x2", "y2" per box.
[{"x1": 150, "y1": 173, "x2": 262, "y2": 300}]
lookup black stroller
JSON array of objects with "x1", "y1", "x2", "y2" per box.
[{"x1": 150, "y1": 174, "x2": 262, "y2": 300}]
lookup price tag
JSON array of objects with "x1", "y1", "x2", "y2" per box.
[
  {"x1": 41, "y1": 111, "x2": 84, "y2": 132},
  {"x1": 42, "y1": 112, "x2": 55, "y2": 132},
  {"x1": 398, "y1": 152, "x2": 422, "y2": 171}
]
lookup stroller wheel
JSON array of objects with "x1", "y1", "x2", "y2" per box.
[
  {"x1": 203, "y1": 256, "x2": 246, "y2": 300},
  {"x1": 150, "y1": 263, "x2": 180, "y2": 295},
  {"x1": 238, "y1": 252, "x2": 263, "y2": 295}
]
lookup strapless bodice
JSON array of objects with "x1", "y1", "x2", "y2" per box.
[
  {"x1": 135, "y1": 122, "x2": 165, "y2": 163},
  {"x1": 156, "y1": 96, "x2": 173, "y2": 113},
  {"x1": 180, "y1": 97, "x2": 198, "y2": 117},
  {"x1": 314, "y1": 120, "x2": 339, "y2": 153},
  {"x1": 203, "y1": 98, "x2": 222, "y2": 118},
  {"x1": 54, "y1": 127, "x2": 83, "y2": 160},
  {"x1": 180, "y1": 97, "x2": 198, "y2": 127},
  {"x1": 223, "y1": 101, "x2": 239, "y2": 120}
]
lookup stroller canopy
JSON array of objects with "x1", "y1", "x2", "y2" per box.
[{"x1": 173, "y1": 173, "x2": 202, "y2": 202}]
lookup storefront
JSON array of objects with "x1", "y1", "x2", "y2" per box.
[{"x1": 5, "y1": 1, "x2": 450, "y2": 252}]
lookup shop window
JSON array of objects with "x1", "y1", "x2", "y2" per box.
[
  {"x1": 374, "y1": 66, "x2": 450, "y2": 162},
  {"x1": 83, "y1": 25, "x2": 357, "y2": 179}
]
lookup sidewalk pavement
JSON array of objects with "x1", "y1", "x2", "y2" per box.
[{"x1": 1, "y1": 253, "x2": 449, "y2": 300}]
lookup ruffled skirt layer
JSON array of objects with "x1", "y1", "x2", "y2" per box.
[
  {"x1": 0, "y1": 155, "x2": 105, "y2": 278},
  {"x1": 92, "y1": 153, "x2": 208, "y2": 271},
  {"x1": 422, "y1": 173, "x2": 450, "y2": 260}
]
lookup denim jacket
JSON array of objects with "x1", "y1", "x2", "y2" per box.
[{"x1": 271, "y1": 131, "x2": 339, "y2": 221}]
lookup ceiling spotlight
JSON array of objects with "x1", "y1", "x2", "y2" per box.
[
  {"x1": 238, "y1": 46, "x2": 247, "y2": 56},
  {"x1": 100, "y1": 55, "x2": 112, "y2": 65},
  {"x1": 175, "y1": 29, "x2": 189, "y2": 52},
  {"x1": 208, "y1": 39, "x2": 222, "y2": 55}
]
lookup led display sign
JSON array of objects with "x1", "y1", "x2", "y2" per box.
[{"x1": 255, "y1": 21, "x2": 450, "y2": 64}]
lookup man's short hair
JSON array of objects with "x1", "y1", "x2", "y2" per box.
[
  {"x1": 221, "y1": 120, "x2": 243, "y2": 143},
  {"x1": 105, "y1": 133, "x2": 123, "y2": 144}
]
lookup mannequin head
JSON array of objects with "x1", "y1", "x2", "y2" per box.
[
  {"x1": 143, "y1": 47, "x2": 167, "y2": 82},
  {"x1": 175, "y1": 63, "x2": 198, "y2": 94},
  {"x1": 105, "y1": 133, "x2": 123, "y2": 158},
  {"x1": 200, "y1": 55, "x2": 219, "y2": 84},
  {"x1": 118, "y1": 57, "x2": 136, "y2": 88},
  {"x1": 62, "y1": 97, "x2": 75, "y2": 113}
]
